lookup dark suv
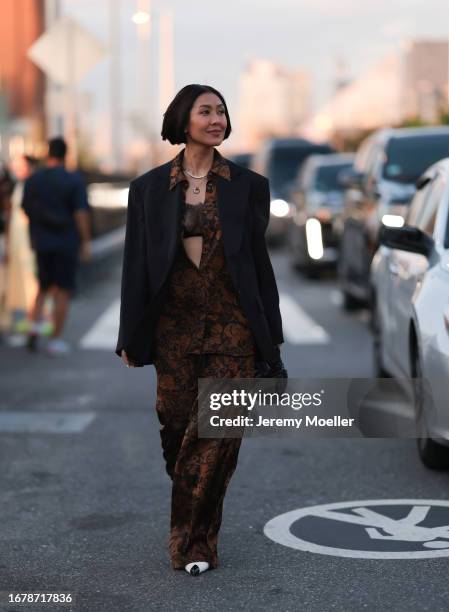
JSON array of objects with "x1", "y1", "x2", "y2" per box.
[
  {"x1": 288, "y1": 153, "x2": 355, "y2": 277},
  {"x1": 337, "y1": 126, "x2": 449, "y2": 309},
  {"x1": 251, "y1": 138, "x2": 334, "y2": 244}
]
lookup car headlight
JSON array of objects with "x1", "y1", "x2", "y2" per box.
[
  {"x1": 381, "y1": 214, "x2": 404, "y2": 228},
  {"x1": 305, "y1": 218, "x2": 324, "y2": 260},
  {"x1": 270, "y1": 199, "x2": 290, "y2": 218}
]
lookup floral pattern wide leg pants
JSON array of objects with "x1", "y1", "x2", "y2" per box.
[{"x1": 153, "y1": 351, "x2": 256, "y2": 570}]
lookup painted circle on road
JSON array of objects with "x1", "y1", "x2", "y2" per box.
[{"x1": 264, "y1": 499, "x2": 449, "y2": 558}]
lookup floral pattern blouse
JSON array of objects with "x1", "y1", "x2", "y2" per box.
[{"x1": 153, "y1": 147, "x2": 257, "y2": 357}]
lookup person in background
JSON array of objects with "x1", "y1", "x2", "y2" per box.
[
  {"x1": 3, "y1": 155, "x2": 41, "y2": 334},
  {"x1": 0, "y1": 162, "x2": 15, "y2": 235},
  {"x1": 0, "y1": 162, "x2": 16, "y2": 336},
  {"x1": 21, "y1": 137, "x2": 92, "y2": 356}
]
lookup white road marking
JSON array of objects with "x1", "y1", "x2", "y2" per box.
[
  {"x1": 80, "y1": 293, "x2": 330, "y2": 350},
  {"x1": 0, "y1": 412, "x2": 96, "y2": 433},
  {"x1": 79, "y1": 300, "x2": 120, "y2": 350},
  {"x1": 279, "y1": 292, "x2": 330, "y2": 344},
  {"x1": 264, "y1": 499, "x2": 449, "y2": 559}
]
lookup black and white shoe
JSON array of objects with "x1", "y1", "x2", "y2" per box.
[{"x1": 185, "y1": 562, "x2": 210, "y2": 575}]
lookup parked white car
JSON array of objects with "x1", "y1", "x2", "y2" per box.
[{"x1": 371, "y1": 158, "x2": 449, "y2": 469}]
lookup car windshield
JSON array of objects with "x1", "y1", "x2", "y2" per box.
[
  {"x1": 383, "y1": 134, "x2": 449, "y2": 183},
  {"x1": 314, "y1": 163, "x2": 352, "y2": 192},
  {"x1": 268, "y1": 147, "x2": 330, "y2": 192}
]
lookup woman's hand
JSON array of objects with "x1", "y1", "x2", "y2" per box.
[{"x1": 121, "y1": 349, "x2": 137, "y2": 368}]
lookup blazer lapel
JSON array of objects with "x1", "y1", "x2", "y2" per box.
[
  {"x1": 143, "y1": 164, "x2": 183, "y2": 296},
  {"x1": 143, "y1": 157, "x2": 248, "y2": 297},
  {"x1": 215, "y1": 161, "x2": 247, "y2": 257}
]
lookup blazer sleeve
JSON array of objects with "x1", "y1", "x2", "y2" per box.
[
  {"x1": 251, "y1": 175, "x2": 284, "y2": 346},
  {"x1": 115, "y1": 181, "x2": 150, "y2": 361}
]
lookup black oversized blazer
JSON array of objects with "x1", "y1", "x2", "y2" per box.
[{"x1": 115, "y1": 154, "x2": 284, "y2": 367}]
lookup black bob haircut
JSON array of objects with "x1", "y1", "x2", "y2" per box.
[
  {"x1": 161, "y1": 84, "x2": 232, "y2": 145},
  {"x1": 48, "y1": 137, "x2": 67, "y2": 160}
]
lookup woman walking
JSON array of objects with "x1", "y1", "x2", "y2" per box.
[{"x1": 116, "y1": 84, "x2": 286, "y2": 575}]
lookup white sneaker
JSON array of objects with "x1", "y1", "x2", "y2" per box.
[{"x1": 46, "y1": 338, "x2": 72, "y2": 356}]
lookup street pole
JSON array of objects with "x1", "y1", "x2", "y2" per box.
[
  {"x1": 64, "y1": 18, "x2": 78, "y2": 169},
  {"x1": 109, "y1": 0, "x2": 122, "y2": 171},
  {"x1": 133, "y1": 0, "x2": 152, "y2": 170},
  {"x1": 44, "y1": 0, "x2": 63, "y2": 137},
  {"x1": 158, "y1": 8, "x2": 175, "y2": 162}
]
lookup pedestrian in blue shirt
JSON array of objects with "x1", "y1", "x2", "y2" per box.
[{"x1": 22, "y1": 137, "x2": 91, "y2": 355}]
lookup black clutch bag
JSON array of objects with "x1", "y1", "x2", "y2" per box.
[
  {"x1": 255, "y1": 354, "x2": 288, "y2": 397},
  {"x1": 255, "y1": 345, "x2": 288, "y2": 379},
  {"x1": 255, "y1": 358, "x2": 288, "y2": 378}
]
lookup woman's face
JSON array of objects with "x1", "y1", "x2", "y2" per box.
[{"x1": 185, "y1": 92, "x2": 228, "y2": 147}]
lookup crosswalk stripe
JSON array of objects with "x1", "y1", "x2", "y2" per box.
[
  {"x1": 79, "y1": 300, "x2": 120, "y2": 350},
  {"x1": 279, "y1": 292, "x2": 330, "y2": 344},
  {"x1": 79, "y1": 293, "x2": 330, "y2": 350},
  {"x1": 0, "y1": 412, "x2": 96, "y2": 433}
]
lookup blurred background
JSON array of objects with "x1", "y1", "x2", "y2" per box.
[
  {"x1": 2, "y1": 0, "x2": 449, "y2": 331},
  {"x1": 2, "y1": 2, "x2": 449, "y2": 604},
  {"x1": 1, "y1": 0, "x2": 448, "y2": 169}
]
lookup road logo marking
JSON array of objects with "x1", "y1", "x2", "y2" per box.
[{"x1": 264, "y1": 499, "x2": 449, "y2": 558}]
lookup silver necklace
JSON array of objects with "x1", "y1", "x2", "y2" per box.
[
  {"x1": 183, "y1": 167, "x2": 209, "y2": 179},
  {"x1": 182, "y1": 166, "x2": 210, "y2": 194}
]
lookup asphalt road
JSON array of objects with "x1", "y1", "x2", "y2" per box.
[{"x1": 1, "y1": 247, "x2": 448, "y2": 612}]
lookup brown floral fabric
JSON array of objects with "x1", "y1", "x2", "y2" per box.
[
  {"x1": 152, "y1": 148, "x2": 257, "y2": 569},
  {"x1": 153, "y1": 352, "x2": 256, "y2": 569},
  {"x1": 154, "y1": 147, "x2": 257, "y2": 357}
]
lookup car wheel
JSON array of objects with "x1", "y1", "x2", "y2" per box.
[
  {"x1": 288, "y1": 226, "x2": 306, "y2": 273},
  {"x1": 304, "y1": 265, "x2": 321, "y2": 280},
  {"x1": 413, "y1": 351, "x2": 449, "y2": 470},
  {"x1": 289, "y1": 252, "x2": 305, "y2": 274},
  {"x1": 342, "y1": 290, "x2": 363, "y2": 311},
  {"x1": 371, "y1": 300, "x2": 390, "y2": 378}
]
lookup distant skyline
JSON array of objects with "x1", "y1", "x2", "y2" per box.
[{"x1": 62, "y1": 0, "x2": 448, "y2": 155}]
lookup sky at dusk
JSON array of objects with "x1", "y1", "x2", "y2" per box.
[{"x1": 62, "y1": 0, "x2": 449, "y2": 149}]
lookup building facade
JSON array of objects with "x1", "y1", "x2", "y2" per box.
[
  {"x1": 302, "y1": 39, "x2": 449, "y2": 142},
  {"x1": 237, "y1": 60, "x2": 311, "y2": 150},
  {"x1": 0, "y1": 0, "x2": 46, "y2": 159}
]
